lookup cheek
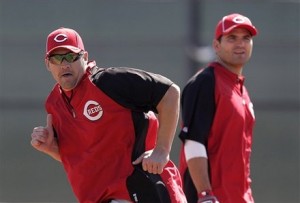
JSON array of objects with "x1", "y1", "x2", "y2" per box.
[
  {"x1": 248, "y1": 44, "x2": 253, "y2": 52},
  {"x1": 73, "y1": 63, "x2": 85, "y2": 78},
  {"x1": 48, "y1": 67, "x2": 60, "y2": 80},
  {"x1": 215, "y1": 43, "x2": 230, "y2": 55},
  {"x1": 216, "y1": 46, "x2": 228, "y2": 56},
  {"x1": 248, "y1": 47, "x2": 253, "y2": 57},
  {"x1": 80, "y1": 60, "x2": 86, "y2": 67}
]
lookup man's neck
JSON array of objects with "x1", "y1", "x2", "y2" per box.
[{"x1": 216, "y1": 58, "x2": 243, "y2": 75}]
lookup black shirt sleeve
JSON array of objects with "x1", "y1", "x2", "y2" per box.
[
  {"x1": 91, "y1": 67, "x2": 173, "y2": 113},
  {"x1": 179, "y1": 67, "x2": 215, "y2": 145}
]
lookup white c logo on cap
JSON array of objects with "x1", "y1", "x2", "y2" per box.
[
  {"x1": 233, "y1": 16, "x2": 246, "y2": 24},
  {"x1": 54, "y1": 34, "x2": 68, "y2": 43}
]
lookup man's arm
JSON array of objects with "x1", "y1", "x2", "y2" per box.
[
  {"x1": 180, "y1": 68, "x2": 219, "y2": 202},
  {"x1": 31, "y1": 114, "x2": 61, "y2": 162},
  {"x1": 187, "y1": 157, "x2": 219, "y2": 203},
  {"x1": 187, "y1": 157, "x2": 212, "y2": 192},
  {"x1": 133, "y1": 84, "x2": 180, "y2": 174}
]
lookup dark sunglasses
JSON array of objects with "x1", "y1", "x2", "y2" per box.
[{"x1": 48, "y1": 52, "x2": 83, "y2": 65}]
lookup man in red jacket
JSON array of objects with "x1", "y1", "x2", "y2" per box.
[
  {"x1": 31, "y1": 27, "x2": 187, "y2": 203},
  {"x1": 179, "y1": 13, "x2": 258, "y2": 203}
]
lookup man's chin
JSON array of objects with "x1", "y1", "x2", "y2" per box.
[{"x1": 60, "y1": 83, "x2": 76, "y2": 91}]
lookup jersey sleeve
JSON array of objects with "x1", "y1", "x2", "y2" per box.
[
  {"x1": 179, "y1": 67, "x2": 215, "y2": 145},
  {"x1": 92, "y1": 67, "x2": 173, "y2": 113}
]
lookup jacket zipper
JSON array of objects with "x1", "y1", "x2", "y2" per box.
[{"x1": 61, "y1": 88, "x2": 76, "y2": 118}]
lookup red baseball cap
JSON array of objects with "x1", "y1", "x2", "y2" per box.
[
  {"x1": 215, "y1": 13, "x2": 258, "y2": 40},
  {"x1": 46, "y1": 27, "x2": 85, "y2": 56}
]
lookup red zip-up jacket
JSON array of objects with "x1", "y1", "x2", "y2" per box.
[{"x1": 46, "y1": 61, "x2": 186, "y2": 203}]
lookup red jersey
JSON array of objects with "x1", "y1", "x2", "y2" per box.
[
  {"x1": 179, "y1": 62, "x2": 255, "y2": 203},
  {"x1": 46, "y1": 61, "x2": 186, "y2": 203}
]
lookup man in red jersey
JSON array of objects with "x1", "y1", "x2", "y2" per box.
[
  {"x1": 31, "y1": 27, "x2": 187, "y2": 203},
  {"x1": 178, "y1": 13, "x2": 258, "y2": 203}
]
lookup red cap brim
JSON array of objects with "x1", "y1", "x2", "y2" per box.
[{"x1": 46, "y1": 45, "x2": 82, "y2": 56}]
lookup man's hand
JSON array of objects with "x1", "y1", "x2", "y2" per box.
[
  {"x1": 132, "y1": 148, "x2": 169, "y2": 174},
  {"x1": 197, "y1": 190, "x2": 219, "y2": 203},
  {"x1": 31, "y1": 114, "x2": 61, "y2": 161}
]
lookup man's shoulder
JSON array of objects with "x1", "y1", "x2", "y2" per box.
[
  {"x1": 90, "y1": 66, "x2": 132, "y2": 80},
  {"x1": 197, "y1": 66, "x2": 215, "y2": 77},
  {"x1": 187, "y1": 65, "x2": 215, "y2": 86}
]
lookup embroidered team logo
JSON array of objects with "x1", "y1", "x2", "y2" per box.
[
  {"x1": 233, "y1": 16, "x2": 247, "y2": 24},
  {"x1": 54, "y1": 34, "x2": 68, "y2": 43},
  {"x1": 83, "y1": 100, "x2": 103, "y2": 121}
]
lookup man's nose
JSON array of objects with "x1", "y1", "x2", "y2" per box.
[
  {"x1": 236, "y1": 38, "x2": 246, "y2": 46},
  {"x1": 60, "y1": 60, "x2": 71, "y2": 68}
]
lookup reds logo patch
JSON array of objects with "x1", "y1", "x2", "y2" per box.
[{"x1": 83, "y1": 100, "x2": 103, "y2": 121}]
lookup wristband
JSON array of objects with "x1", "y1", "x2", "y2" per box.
[
  {"x1": 197, "y1": 190, "x2": 219, "y2": 203},
  {"x1": 198, "y1": 190, "x2": 214, "y2": 198}
]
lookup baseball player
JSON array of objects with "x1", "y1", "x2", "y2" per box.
[
  {"x1": 31, "y1": 27, "x2": 187, "y2": 203},
  {"x1": 178, "y1": 13, "x2": 258, "y2": 203}
]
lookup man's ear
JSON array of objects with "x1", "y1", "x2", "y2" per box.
[
  {"x1": 212, "y1": 39, "x2": 220, "y2": 51},
  {"x1": 83, "y1": 51, "x2": 88, "y2": 62},
  {"x1": 45, "y1": 59, "x2": 51, "y2": 71}
]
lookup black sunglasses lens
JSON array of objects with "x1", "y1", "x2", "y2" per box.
[
  {"x1": 49, "y1": 55, "x2": 63, "y2": 64},
  {"x1": 64, "y1": 53, "x2": 77, "y2": 63},
  {"x1": 49, "y1": 53, "x2": 81, "y2": 64}
]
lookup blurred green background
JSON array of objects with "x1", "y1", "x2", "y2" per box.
[{"x1": 0, "y1": 0, "x2": 299, "y2": 202}]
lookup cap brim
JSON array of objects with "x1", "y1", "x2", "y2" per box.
[
  {"x1": 225, "y1": 24, "x2": 258, "y2": 36},
  {"x1": 46, "y1": 45, "x2": 82, "y2": 56}
]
